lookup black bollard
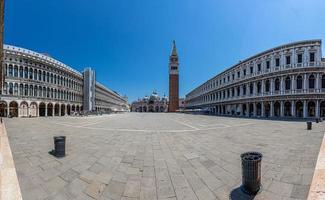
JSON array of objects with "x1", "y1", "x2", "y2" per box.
[
  {"x1": 50, "y1": 136, "x2": 66, "y2": 157},
  {"x1": 241, "y1": 152, "x2": 262, "y2": 195},
  {"x1": 307, "y1": 121, "x2": 312, "y2": 130}
]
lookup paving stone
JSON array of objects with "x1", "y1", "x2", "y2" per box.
[{"x1": 5, "y1": 113, "x2": 324, "y2": 200}]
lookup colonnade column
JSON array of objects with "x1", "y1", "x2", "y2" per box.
[
  {"x1": 316, "y1": 74, "x2": 320, "y2": 92},
  {"x1": 261, "y1": 80, "x2": 265, "y2": 96},
  {"x1": 246, "y1": 103, "x2": 249, "y2": 117},
  {"x1": 280, "y1": 76, "x2": 284, "y2": 94},
  {"x1": 316, "y1": 100, "x2": 320, "y2": 118},
  {"x1": 45, "y1": 104, "x2": 48, "y2": 117},
  {"x1": 261, "y1": 101, "x2": 265, "y2": 117},
  {"x1": 291, "y1": 100, "x2": 296, "y2": 117},
  {"x1": 7, "y1": 106, "x2": 9, "y2": 117},
  {"x1": 253, "y1": 102, "x2": 257, "y2": 117},
  {"x1": 303, "y1": 74, "x2": 307, "y2": 93},
  {"x1": 303, "y1": 100, "x2": 307, "y2": 118},
  {"x1": 291, "y1": 75, "x2": 295, "y2": 94},
  {"x1": 280, "y1": 101, "x2": 284, "y2": 117},
  {"x1": 52, "y1": 106, "x2": 55, "y2": 117},
  {"x1": 59, "y1": 104, "x2": 61, "y2": 116},
  {"x1": 270, "y1": 101, "x2": 274, "y2": 117},
  {"x1": 270, "y1": 79, "x2": 274, "y2": 95},
  {"x1": 65, "y1": 106, "x2": 67, "y2": 116}
]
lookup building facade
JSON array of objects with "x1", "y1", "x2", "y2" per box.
[
  {"x1": 0, "y1": 45, "x2": 128, "y2": 117},
  {"x1": 185, "y1": 40, "x2": 325, "y2": 119},
  {"x1": 131, "y1": 91, "x2": 168, "y2": 112},
  {"x1": 168, "y1": 41, "x2": 179, "y2": 112}
]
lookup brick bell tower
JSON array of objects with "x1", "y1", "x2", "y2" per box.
[{"x1": 168, "y1": 40, "x2": 179, "y2": 112}]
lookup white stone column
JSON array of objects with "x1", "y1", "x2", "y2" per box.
[
  {"x1": 316, "y1": 73, "x2": 320, "y2": 92},
  {"x1": 261, "y1": 80, "x2": 265, "y2": 96},
  {"x1": 291, "y1": 100, "x2": 296, "y2": 117},
  {"x1": 280, "y1": 76, "x2": 284, "y2": 94},
  {"x1": 303, "y1": 100, "x2": 307, "y2": 118},
  {"x1": 261, "y1": 101, "x2": 265, "y2": 117},
  {"x1": 270, "y1": 79, "x2": 274, "y2": 95},
  {"x1": 316, "y1": 100, "x2": 320, "y2": 118},
  {"x1": 291, "y1": 75, "x2": 295, "y2": 94},
  {"x1": 52, "y1": 106, "x2": 55, "y2": 117},
  {"x1": 280, "y1": 101, "x2": 284, "y2": 117},
  {"x1": 59, "y1": 104, "x2": 61, "y2": 116},
  {"x1": 65, "y1": 106, "x2": 67, "y2": 116},
  {"x1": 270, "y1": 101, "x2": 274, "y2": 117},
  {"x1": 253, "y1": 102, "x2": 256, "y2": 117},
  {"x1": 45, "y1": 104, "x2": 48, "y2": 117},
  {"x1": 246, "y1": 103, "x2": 249, "y2": 117},
  {"x1": 303, "y1": 74, "x2": 307, "y2": 92}
]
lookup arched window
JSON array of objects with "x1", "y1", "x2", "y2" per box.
[
  {"x1": 257, "y1": 82, "x2": 261, "y2": 94},
  {"x1": 275, "y1": 78, "x2": 280, "y2": 91},
  {"x1": 50, "y1": 73, "x2": 53, "y2": 83},
  {"x1": 249, "y1": 83, "x2": 253, "y2": 94},
  {"x1": 19, "y1": 66, "x2": 23, "y2": 78},
  {"x1": 297, "y1": 75, "x2": 303, "y2": 89},
  {"x1": 14, "y1": 66, "x2": 18, "y2": 77},
  {"x1": 309, "y1": 74, "x2": 315, "y2": 89},
  {"x1": 34, "y1": 86, "x2": 37, "y2": 97},
  {"x1": 24, "y1": 67, "x2": 28, "y2": 79},
  {"x1": 19, "y1": 84, "x2": 23, "y2": 96},
  {"x1": 46, "y1": 72, "x2": 50, "y2": 82},
  {"x1": 3, "y1": 82, "x2": 7, "y2": 94},
  {"x1": 24, "y1": 85, "x2": 28, "y2": 96},
  {"x1": 285, "y1": 76, "x2": 291, "y2": 90},
  {"x1": 14, "y1": 83, "x2": 18, "y2": 95},
  {"x1": 29, "y1": 68, "x2": 33, "y2": 79},
  {"x1": 38, "y1": 86, "x2": 42, "y2": 97},
  {"x1": 43, "y1": 71, "x2": 46, "y2": 82},
  {"x1": 9, "y1": 65, "x2": 13, "y2": 77},
  {"x1": 265, "y1": 80, "x2": 270, "y2": 92},
  {"x1": 34, "y1": 69, "x2": 37, "y2": 80},
  {"x1": 243, "y1": 85, "x2": 246, "y2": 95},
  {"x1": 9, "y1": 83, "x2": 13, "y2": 94}
]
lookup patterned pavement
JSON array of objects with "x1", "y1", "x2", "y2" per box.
[{"x1": 5, "y1": 113, "x2": 324, "y2": 200}]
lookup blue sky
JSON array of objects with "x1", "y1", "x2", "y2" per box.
[{"x1": 4, "y1": 0, "x2": 325, "y2": 102}]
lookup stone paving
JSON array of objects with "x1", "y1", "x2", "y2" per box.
[{"x1": 5, "y1": 113, "x2": 325, "y2": 200}]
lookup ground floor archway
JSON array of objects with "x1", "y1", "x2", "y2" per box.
[
  {"x1": 39, "y1": 102, "x2": 46, "y2": 117},
  {"x1": 0, "y1": 101, "x2": 7, "y2": 117},
  {"x1": 61, "y1": 104, "x2": 65, "y2": 116},
  {"x1": 308, "y1": 101, "x2": 316, "y2": 117},
  {"x1": 296, "y1": 101, "x2": 303, "y2": 118},
  {"x1": 47, "y1": 103, "x2": 53, "y2": 116},
  {"x1": 274, "y1": 102, "x2": 280, "y2": 117},
  {"x1": 20, "y1": 101, "x2": 28, "y2": 117},
  {"x1": 30, "y1": 102, "x2": 37, "y2": 117},
  {"x1": 284, "y1": 101, "x2": 291, "y2": 117},
  {"x1": 9, "y1": 101, "x2": 18, "y2": 117}
]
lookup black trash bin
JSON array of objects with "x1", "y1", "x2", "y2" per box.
[
  {"x1": 307, "y1": 121, "x2": 312, "y2": 130},
  {"x1": 241, "y1": 152, "x2": 262, "y2": 195},
  {"x1": 53, "y1": 136, "x2": 66, "y2": 157}
]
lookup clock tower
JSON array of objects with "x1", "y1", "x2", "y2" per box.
[{"x1": 168, "y1": 40, "x2": 179, "y2": 112}]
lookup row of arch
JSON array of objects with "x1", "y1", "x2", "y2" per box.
[
  {"x1": 135, "y1": 106, "x2": 166, "y2": 112},
  {"x1": 213, "y1": 100, "x2": 325, "y2": 118},
  {"x1": 202, "y1": 73, "x2": 325, "y2": 102},
  {"x1": 3, "y1": 82, "x2": 82, "y2": 102},
  {"x1": 0, "y1": 101, "x2": 83, "y2": 117},
  {"x1": 5, "y1": 64, "x2": 82, "y2": 91}
]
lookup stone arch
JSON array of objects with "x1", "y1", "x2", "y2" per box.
[
  {"x1": 20, "y1": 101, "x2": 29, "y2": 117},
  {"x1": 30, "y1": 102, "x2": 37, "y2": 117},
  {"x1": 249, "y1": 103, "x2": 254, "y2": 117},
  {"x1": 76, "y1": 105, "x2": 80, "y2": 112},
  {"x1": 284, "y1": 101, "x2": 291, "y2": 117},
  {"x1": 274, "y1": 101, "x2": 281, "y2": 117},
  {"x1": 61, "y1": 104, "x2": 66, "y2": 116},
  {"x1": 320, "y1": 101, "x2": 325, "y2": 117},
  {"x1": 72, "y1": 105, "x2": 75, "y2": 112},
  {"x1": 242, "y1": 104, "x2": 247, "y2": 116},
  {"x1": 285, "y1": 76, "x2": 291, "y2": 90},
  {"x1": 296, "y1": 75, "x2": 303, "y2": 90},
  {"x1": 265, "y1": 80, "x2": 270, "y2": 93},
  {"x1": 47, "y1": 103, "x2": 53, "y2": 116},
  {"x1": 308, "y1": 101, "x2": 316, "y2": 117},
  {"x1": 54, "y1": 104, "x2": 60, "y2": 116},
  {"x1": 275, "y1": 78, "x2": 280, "y2": 91},
  {"x1": 296, "y1": 101, "x2": 303, "y2": 118},
  {"x1": 39, "y1": 102, "x2": 46, "y2": 117},
  {"x1": 0, "y1": 101, "x2": 7, "y2": 117},
  {"x1": 9, "y1": 101, "x2": 18, "y2": 117},
  {"x1": 309, "y1": 74, "x2": 315, "y2": 89}
]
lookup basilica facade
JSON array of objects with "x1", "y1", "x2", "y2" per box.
[
  {"x1": 185, "y1": 40, "x2": 325, "y2": 119},
  {"x1": 131, "y1": 91, "x2": 168, "y2": 112}
]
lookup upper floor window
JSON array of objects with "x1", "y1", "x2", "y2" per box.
[
  {"x1": 297, "y1": 54, "x2": 302, "y2": 63},
  {"x1": 296, "y1": 75, "x2": 303, "y2": 89},
  {"x1": 286, "y1": 56, "x2": 291, "y2": 65},
  {"x1": 237, "y1": 71, "x2": 240, "y2": 78},
  {"x1": 266, "y1": 61, "x2": 270, "y2": 69},
  {"x1": 227, "y1": 76, "x2": 230, "y2": 82},
  {"x1": 275, "y1": 58, "x2": 280, "y2": 67},
  {"x1": 243, "y1": 69, "x2": 246, "y2": 76},
  {"x1": 250, "y1": 66, "x2": 253, "y2": 74},
  {"x1": 232, "y1": 74, "x2": 235, "y2": 80},
  {"x1": 257, "y1": 64, "x2": 261, "y2": 72},
  {"x1": 310, "y1": 52, "x2": 315, "y2": 62}
]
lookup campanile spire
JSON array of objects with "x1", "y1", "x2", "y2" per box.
[{"x1": 168, "y1": 40, "x2": 179, "y2": 112}]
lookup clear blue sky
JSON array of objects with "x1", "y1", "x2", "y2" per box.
[{"x1": 4, "y1": 0, "x2": 325, "y2": 102}]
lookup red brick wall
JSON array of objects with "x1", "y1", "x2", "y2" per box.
[{"x1": 169, "y1": 74, "x2": 179, "y2": 112}]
